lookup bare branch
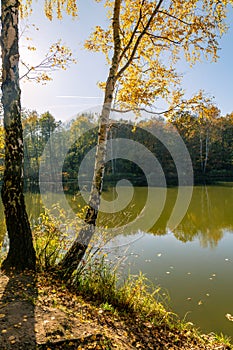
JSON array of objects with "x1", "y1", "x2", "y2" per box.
[
  {"x1": 157, "y1": 10, "x2": 193, "y2": 26},
  {"x1": 146, "y1": 32, "x2": 185, "y2": 46},
  {"x1": 111, "y1": 106, "x2": 181, "y2": 115},
  {"x1": 111, "y1": 99, "x2": 204, "y2": 116}
]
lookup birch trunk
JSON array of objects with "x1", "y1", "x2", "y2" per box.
[
  {"x1": 1, "y1": 0, "x2": 36, "y2": 272},
  {"x1": 199, "y1": 133, "x2": 204, "y2": 174},
  {"x1": 203, "y1": 129, "x2": 209, "y2": 174},
  {"x1": 58, "y1": 0, "x2": 122, "y2": 280}
]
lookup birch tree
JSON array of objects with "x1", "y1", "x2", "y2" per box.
[
  {"x1": 0, "y1": 0, "x2": 77, "y2": 272},
  {"x1": 58, "y1": 0, "x2": 232, "y2": 279},
  {"x1": 197, "y1": 105, "x2": 220, "y2": 175},
  {"x1": 1, "y1": 0, "x2": 36, "y2": 272}
]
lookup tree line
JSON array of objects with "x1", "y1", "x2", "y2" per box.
[
  {"x1": 63, "y1": 111, "x2": 233, "y2": 187},
  {"x1": 1, "y1": 109, "x2": 231, "y2": 187}
]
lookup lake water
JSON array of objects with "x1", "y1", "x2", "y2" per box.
[{"x1": 0, "y1": 184, "x2": 233, "y2": 337}]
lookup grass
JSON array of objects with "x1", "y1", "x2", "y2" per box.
[
  {"x1": 67, "y1": 253, "x2": 232, "y2": 348},
  {"x1": 29, "y1": 209, "x2": 233, "y2": 348},
  {"x1": 32, "y1": 205, "x2": 74, "y2": 270},
  {"x1": 32, "y1": 210, "x2": 181, "y2": 331},
  {"x1": 74, "y1": 254, "x2": 174, "y2": 326}
]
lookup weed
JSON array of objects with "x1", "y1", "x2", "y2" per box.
[
  {"x1": 74, "y1": 253, "x2": 174, "y2": 327},
  {"x1": 32, "y1": 204, "x2": 73, "y2": 270}
]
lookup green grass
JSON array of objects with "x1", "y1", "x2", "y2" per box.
[
  {"x1": 32, "y1": 209, "x2": 233, "y2": 349},
  {"x1": 74, "y1": 254, "x2": 177, "y2": 327},
  {"x1": 72, "y1": 253, "x2": 233, "y2": 348}
]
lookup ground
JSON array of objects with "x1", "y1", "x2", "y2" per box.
[{"x1": 0, "y1": 271, "x2": 231, "y2": 349}]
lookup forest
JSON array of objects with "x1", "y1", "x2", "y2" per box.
[{"x1": 1, "y1": 107, "x2": 231, "y2": 188}]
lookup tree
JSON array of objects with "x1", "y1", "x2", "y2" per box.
[
  {"x1": 196, "y1": 105, "x2": 220, "y2": 175},
  {"x1": 0, "y1": 0, "x2": 77, "y2": 272},
  {"x1": 0, "y1": 126, "x2": 4, "y2": 180},
  {"x1": 58, "y1": 0, "x2": 232, "y2": 279},
  {"x1": 1, "y1": 0, "x2": 36, "y2": 272},
  {"x1": 22, "y1": 110, "x2": 62, "y2": 183},
  {"x1": 22, "y1": 110, "x2": 40, "y2": 181}
]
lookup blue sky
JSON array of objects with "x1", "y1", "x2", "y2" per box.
[{"x1": 20, "y1": 1, "x2": 233, "y2": 121}]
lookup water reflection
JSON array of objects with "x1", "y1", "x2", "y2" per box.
[
  {"x1": 171, "y1": 186, "x2": 233, "y2": 248},
  {"x1": 97, "y1": 185, "x2": 233, "y2": 248},
  {"x1": 0, "y1": 185, "x2": 232, "y2": 249}
]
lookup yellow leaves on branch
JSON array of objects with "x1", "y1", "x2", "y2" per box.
[
  {"x1": 166, "y1": 90, "x2": 220, "y2": 122},
  {"x1": 20, "y1": 40, "x2": 76, "y2": 84},
  {"x1": 85, "y1": 0, "x2": 231, "y2": 112},
  {"x1": 27, "y1": 46, "x2": 37, "y2": 51},
  {"x1": 0, "y1": 127, "x2": 4, "y2": 152},
  {"x1": 19, "y1": 0, "x2": 78, "y2": 20},
  {"x1": 117, "y1": 64, "x2": 180, "y2": 109},
  {"x1": 44, "y1": 0, "x2": 78, "y2": 20},
  {"x1": 20, "y1": 0, "x2": 233, "y2": 112},
  {"x1": 20, "y1": 0, "x2": 33, "y2": 18},
  {"x1": 49, "y1": 41, "x2": 77, "y2": 69},
  {"x1": 84, "y1": 26, "x2": 113, "y2": 63}
]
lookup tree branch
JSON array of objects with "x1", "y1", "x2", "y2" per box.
[
  {"x1": 146, "y1": 32, "x2": 185, "y2": 46},
  {"x1": 119, "y1": 0, "x2": 145, "y2": 62},
  {"x1": 111, "y1": 105, "x2": 181, "y2": 115},
  {"x1": 157, "y1": 10, "x2": 193, "y2": 26},
  {"x1": 111, "y1": 99, "x2": 204, "y2": 116},
  {"x1": 116, "y1": 0, "x2": 165, "y2": 79},
  {"x1": 20, "y1": 46, "x2": 75, "y2": 82}
]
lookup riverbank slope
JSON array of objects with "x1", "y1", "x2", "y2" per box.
[{"x1": 0, "y1": 271, "x2": 231, "y2": 349}]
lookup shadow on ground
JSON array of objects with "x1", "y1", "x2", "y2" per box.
[{"x1": 0, "y1": 271, "x2": 38, "y2": 349}]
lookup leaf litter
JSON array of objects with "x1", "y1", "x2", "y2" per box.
[{"x1": 0, "y1": 271, "x2": 231, "y2": 349}]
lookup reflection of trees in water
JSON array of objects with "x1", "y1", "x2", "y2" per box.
[
  {"x1": 48, "y1": 186, "x2": 233, "y2": 248},
  {"x1": 0, "y1": 186, "x2": 232, "y2": 249},
  {"x1": 198, "y1": 227, "x2": 224, "y2": 249},
  {"x1": 24, "y1": 192, "x2": 45, "y2": 224},
  {"x1": 91, "y1": 185, "x2": 233, "y2": 248},
  {"x1": 172, "y1": 186, "x2": 233, "y2": 248}
]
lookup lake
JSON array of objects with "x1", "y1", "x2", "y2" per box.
[{"x1": 0, "y1": 184, "x2": 233, "y2": 337}]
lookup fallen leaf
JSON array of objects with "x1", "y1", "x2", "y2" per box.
[{"x1": 226, "y1": 313, "x2": 233, "y2": 321}]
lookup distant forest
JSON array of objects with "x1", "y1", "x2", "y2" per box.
[{"x1": 0, "y1": 109, "x2": 232, "y2": 190}]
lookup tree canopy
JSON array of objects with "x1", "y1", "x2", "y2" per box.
[{"x1": 85, "y1": 0, "x2": 232, "y2": 113}]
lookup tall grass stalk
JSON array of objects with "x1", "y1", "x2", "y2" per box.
[{"x1": 74, "y1": 253, "x2": 175, "y2": 327}]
